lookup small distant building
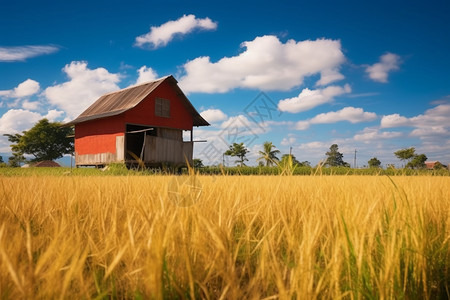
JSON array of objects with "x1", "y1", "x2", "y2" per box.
[
  {"x1": 65, "y1": 75, "x2": 209, "y2": 168},
  {"x1": 425, "y1": 161, "x2": 447, "y2": 170},
  {"x1": 33, "y1": 161, "x2": 61, "y2": 167}
]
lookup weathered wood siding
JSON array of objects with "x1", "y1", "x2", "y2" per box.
[
  {"x1": 182, "y1": 142, "x2": 193, "y2": 164},
  {"x1": 144, "y1": 137, "x2": 193, "y2": 165},
  {"x1": 158, "y1": 127, "x2": 182, "y2": 141},
  {"x1": 75, "y1": 152, "x2": 117, "y2": 166},
  {"x1": 116, "y1": 136, "x2": 124, "y2": 161}
]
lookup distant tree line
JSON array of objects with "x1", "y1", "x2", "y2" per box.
[{"x1": 195, "y1": 142, "x2": 444, "y2": 171}]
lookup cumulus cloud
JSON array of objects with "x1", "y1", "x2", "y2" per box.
[
  {"x1": 278, "y1": 84, "x2": 351, "y2": 113},
  {"x1": 295, "y1": 107, "x2": 377, "y2": 130},
  {"x1": 135, "y1": 14, "x2": 217, "y2": 49},
  {"x1": 200, "y1": 108, "x2": 227, "y2": 123},
  {"x1": 22, "y1": 100, "x2": 40, "y2": 110},
  {"x1": 0, "y1": 79, "x2": 40, "y2": 98},
  {"x1": 0, "y1": 45, "x2": 59, "y2": 62},
  {"x1": 44, "y1": 109, "x2": 65, "y2": 121},
  {"x1": 381, "y1": 104, "x2": 450, "y2": 140},
  {"x1": 0, "y1": 108, "x2": 66, "y2": 134},
  {"x1": 380, "y1": 113, "x2": 411, "y2": 128},
  {"x1": 135, "y1": 66, "x2": 158, "y2": 84},
  {"x1": 298, "y1": 141, "x2": 329, "y2": 150},
  {"x1": 316, "y1": 68, "x2": 345, "y2": 86},
  {"x1": 410, "y1": 126, "x2": 448, "y2": 137},
  {"x1": 179, "y1": 35, "x2": 346, "y2": 93},
  {"x1": 366, "y1": 53, "x2": 401, "y2": 83},
  {"x1": 0, "y1": 109, "x2": 42, "y2": 134},
  {"x1": 281, "y1": 135, "x2": 296, "y2": 146},
  {"x1": 381, "y1": 104, "x2": 450, "y2": 128},
  {"x1": 45, "y1": 61, "x2": 120, "y2": 119},
  {"x1": 353, "y1": 127, "x2": 402, "y2": 142}
]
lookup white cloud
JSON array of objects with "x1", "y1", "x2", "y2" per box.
[
  {"x1": 380, "y1": 113, "x2": 412, "y2": 128},
  {"x1": 13, "y1": 79, "x2": 40, "y2": 97},
  {"x1": 135, "y1": 14, "x2": 217, "y2": 49},
  {"x1": 298, "y1": 141, "x2": 329, "y2": 150},
  {"x1": 381, "y1": 104, "x2": 450, "y2": 132},
  {"x1": 0, "y1": 108, "x2": 66, "y2": 136},
  {"x1": 0, "y1": 109, "x2": 42, "y2": 134},
  {"x1": 410, "y1": 126, "x2": 448, "y2": 137},
  {"x1": 135, "y1": 66, "x2": 158, "y2": 84},
  {"x1": 353, "y1": 127, "x2": 402, "y2": 142},
  {"x1": 179, "y1": 35, "x2": 346, "y2": 93},
  {"x1": 295, "y1": 107, "x2": 377, "y2": 130},
  {"x1": 0, "y1": 45, "x2": 59, "y2": 62},
  {"x1": 220, "y1": 114, "x2": 267, "y2": 134},
  {"x1": 365, "y1": 53, "x2": 401, "y2": 83},
  {"x1": 380, "y1": 104, "x2": 450, "y2": 143},
  {"x1": 0, "y1": 79, "x2": 40, "y2": 98},
  {"x1": 22, "y1": 100, "x2": 40, "y2": 110},
  {"x1": 45, "y1": 61, "x2": 120, "y2": 119},
  {"x1": 200, "y1": 108, "x2": 227, "y2": 123},
  {"x1": 44, "y1": 109, "x2": 65, "y2": 121},
  {"x1": 311, "y1": 107, "x2": 377, "y2": 124},
  {"x1": 316, "y1": 68, "x2": 345, "y2": 86},
  {"x1": 281, "y1": 135, "x2": 296, "y2": 146},
  {"x1": 410, "y1": 104, "x2": 450, "y2": 127},
  {"x1": 278, "y1": 84, "x2": 351, "y2": 113}
]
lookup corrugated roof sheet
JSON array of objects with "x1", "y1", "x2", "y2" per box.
[{"x1": 65, "y1": 75, "x2": 209, "y2": 127}]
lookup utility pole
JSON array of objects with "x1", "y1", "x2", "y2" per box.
[
  {"x1": 354, "y1": 149, "x2": 357, "y2": 169},
  {"x1": 289, "y1": 146, "x2": 292, "y2": 157}
]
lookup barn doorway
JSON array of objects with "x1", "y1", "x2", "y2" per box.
[{"x1": 125, "y1": 124, "x2": 156, "y2": 161}]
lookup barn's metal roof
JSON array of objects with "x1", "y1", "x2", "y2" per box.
[{"x1": 64, "y1": 75, "x2": 209, "y2": 127}]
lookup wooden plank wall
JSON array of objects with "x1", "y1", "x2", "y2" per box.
[
  {"x1": 158, "y1": 128, "x2": 182, "y2": 141},
  {"x1": 116, "y1": 136, "x2": 124, "y2": 161},
  {"x1": 144, "y1": 137, "x2": 193, "y2": 164},
  {"x1": 75, "y1": 152, "x2": 116, "y2": 166}
]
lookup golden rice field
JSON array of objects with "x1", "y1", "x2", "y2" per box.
[{"x1": 0, "y1": 175, "x2": 449, "y2": 299}]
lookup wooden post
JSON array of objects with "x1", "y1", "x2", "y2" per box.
[{"x1": 140, "y1": 132, "x2": 146, "y2": 161}]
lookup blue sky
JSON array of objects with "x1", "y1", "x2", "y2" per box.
[{"x1": 1, "y1": 0, "x2": 449, "y2": 167}]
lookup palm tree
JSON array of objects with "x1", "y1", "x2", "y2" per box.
[{"x1": 257, "y1": 141, "x2": 280, "y2": 166}]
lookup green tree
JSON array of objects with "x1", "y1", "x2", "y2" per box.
[
  {"x1": 193, "y1": 158, "x2": 204, "y2": 168},
  {"x1": 4, "y1": 119, "x2": 74, "y2": 162},
  {"x1": 8, "y1": 154, "x2": 26, "y2": 167},
  {"x1": 368, "y1": 157, "x2": 381, "y2": 168},
  {"x1": 407, "y1": 154, "x2": 427, "y2": 169},
  {"x1": 394, "y1": 147, "x2": 428, "y2": 169},
  {"x1": 394, "y1": 147, "x2": 416, "y2": 166},
  {"x1": 433, "y1": 161, "x2": 444, "y2": 170},
  {"x1": 224, "y1": 143, "x2": 249, "y2": 167},
  {"x1": 324, "y1": 144, "x2": 349, "y2": 167},
  {"x1": 0, "y1": 155, "x2": 3, "y2": 163},
  {"x1": 257, "y1": 141, "x2": 280, "y2": 166},
  {"x1": 301, "y1": 161, "x2": 311, "y2": 167}
]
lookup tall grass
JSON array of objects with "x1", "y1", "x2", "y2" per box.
[{"x1": 0, "y1": 175, "x2": 448, "y2": 299}]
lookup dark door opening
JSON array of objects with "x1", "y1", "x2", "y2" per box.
[{"x1": 125, "y1": 124, "x2": 156, "y2": 161}]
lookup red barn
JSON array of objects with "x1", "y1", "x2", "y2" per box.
[{"x1": 65, "y1": 75, "x2": 209, "y2": 167}]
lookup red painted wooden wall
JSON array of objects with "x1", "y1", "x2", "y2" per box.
[{"x1": 124, "y1": 80, "x2": 193, "y2": 130}]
